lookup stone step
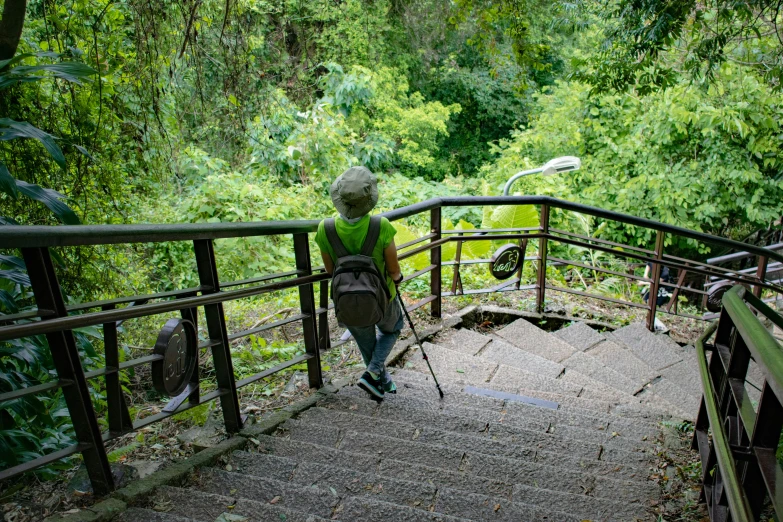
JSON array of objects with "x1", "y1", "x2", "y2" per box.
[
  {"x1": 376, "y1": 370, "x2": 662, "y2": 438},
  {"x1": 284, "y1": 417, "x2": 651, "y2": 484},
  {"x1": 334, "y1": 429, "x2": 658, "y2": 503},
  {"x1": 308, "y1": 395, "x2": 652, "y2": 455},
  {"x1": 511, "y1": 483, "x2": 651, "y2": 521},
  {"x1": 381, "y1": 457, "x2": 649, "y2": 521},
  {"x1": 478, "y1": 336, "x2": 565, "y2": 379},
  {"x1": 408, "y1": 342, "x2": 497, "y2": 385},
  {"x1": 433, "y1": 328, "x2": 492, "y2": 356},
  {"x1": 637, "y1": 378, "x2": 698, "y2": 421},
  {"x1": 553, "y1": 321, "x2": 607, "y2": 351},
  {"x1": 250, "y1": 430, "x2": 657, "y2": 520},
  {"x1": 494, "y1": 318, "x2": 578, "y2": 362},
  {"x1": 118, "y1": 508, "x2": 194, "y2": 522},
  {"x1": 196, "y1": 467, "x2": 340, "y2": 518},
  {"x1": 391, "y1": 370, "x2": 619, "y2": 417},
  {"x1": 585, "y1": 340, "x2": 659, "y2": 388},
  {"x1": 156, "y1": 484, "x2": 332, "y2": 522},
  {"x1": 228, "y1": 450, "x2": 583, "y2": 522},
  {"x1": 248, "y1": 435, "x2": 514, "y2": 500},
  {"x1": 231, "y1": 450, "x2": 439, "y2": 510},
  {"x1": 658, "y1": 348, "x2": 701, "y2": 398},
  {"x1": 292, "y1": 407, "x2": 652, "y2": 470},
  {"x1": 560, "y1": 351, "x2": 643, "y2": 395},
  {"x1": 340, "y1": 496, "x2": 472, "y2": 521},
  {"x1": 610, "y1": 323, "x2": 683, "y2": 371},
  {"x1": 331, "y1": 383, "x2": 659, "y2": 447}
]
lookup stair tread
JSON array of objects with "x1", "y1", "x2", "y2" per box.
[
  {"x1": 480, "y1": 336, "x2": 565, "y2": 379},
  {"x1": 288, "y1": 408, "x2": 653, "y2": 471},
  {"x1": 385, "y1": 369, "x2": 662, "y2": 434},
  {"x1": 610, "y1": 323, "x2": 683, "y2": 370},
  {"x1": 118, "y1": 508, "x2": 195, "y2": 522},
  {"x1": 303, "y1": 398, "x2": 653, "y2": 459},
  {"x1": 494, "y1": 318, "x2": 577, "y2": 362},
  {"x1": 585, "y1": 340, "x2": 659, "y2": 387},
  {"x1": 637, "y1": 378, "x2": 698, "y2": 421},
  {"x1": 156, "y1": 484, "x2": 332, "y2": 522},
  {"x1": 196, "y1": 468, "x2": 340, "y2": 518},
  {"x1": 228, "y1": 450, "x2": 587, "y2": 522},
  {"x1": 434, "y1": 328, "x2": 492, "y2": 356},
  {"x1": 554, "y1": 322, "x2": 607, "y2": 351},
  {"x1": 335, "y1": 430, "x2": 658, "y2": 502},
  {"x1": 561, "y1": 351, "x2": 642, "y2": 395},
  {"x1": 250, "y1": 430, "x2": 657, "y2": 506}
]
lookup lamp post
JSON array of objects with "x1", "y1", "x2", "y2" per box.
[{"x1": 502, "y1": 156, "x2": 581, "y2": 196}]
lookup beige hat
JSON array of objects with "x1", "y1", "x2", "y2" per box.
[{"x1": 330, "y1": 166, "x2": 378, "y2": 219}]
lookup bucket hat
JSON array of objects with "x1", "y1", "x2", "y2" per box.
[{"x1": 330, "y1": 166, "x2": 378, "y2": 219}]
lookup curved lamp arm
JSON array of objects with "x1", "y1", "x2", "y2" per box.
[{"x1": 502, "y1": 156, "x2": 581, "y2": 196}]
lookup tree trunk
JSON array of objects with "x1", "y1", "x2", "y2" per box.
[{"x1": 0, "y1": 0, "x2": 28, "y2": 61}]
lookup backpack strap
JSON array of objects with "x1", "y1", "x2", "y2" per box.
[
  {"x1": 324, "y1": 219, "x2": 350, "y2": 259},
  {"x1": 360, "y1": 216, "x2": 382, "y2": 257}
]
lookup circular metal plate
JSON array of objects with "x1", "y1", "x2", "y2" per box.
[
  {"x1": 707, "y1": 282, "x2": 735, "y2": 313},
  {"x1": 489, "y1": 244, "x2": 524, "y2": 280},
  {"x1": 152, "y1": 318, "x2": 197, "y2": 397}
]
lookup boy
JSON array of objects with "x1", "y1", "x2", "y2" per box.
[{"x1": 315, "y1": 166, "x2": 404, "y2": 400}]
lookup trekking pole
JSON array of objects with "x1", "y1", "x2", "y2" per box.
[{"x1": 396, "y1": 291, "x2": 444, "y2": 399}]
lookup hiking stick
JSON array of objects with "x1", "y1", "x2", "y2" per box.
[{"x1": 396, "y1": 291, "x2": 444, "y2": 399}]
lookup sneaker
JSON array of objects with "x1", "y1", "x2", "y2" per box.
[
  {"x1": 358, "y1": 371, "x2": 384, "y2": 400},
  {"x1": 381, "y1": 370, "x2": 397, "y2": 394}
]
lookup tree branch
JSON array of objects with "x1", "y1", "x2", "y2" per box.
[{"x1": 0, "y1": 0, "x2": 28, "y2": 61}]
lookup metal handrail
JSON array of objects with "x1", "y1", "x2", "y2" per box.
[
  {"x1": 3, "y1": 196, "x2": 783, "y2": 264},
  {"x1": 695, "y1": 321, "x2": 754, "y2": 522},
  {"x1": 693, "y1": 285, "x2": 783, "y2": 521}
]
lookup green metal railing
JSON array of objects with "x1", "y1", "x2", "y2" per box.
[
  {"x1": 1, "y1": 196, "x2": 782, "y2": 495},
  {"x1": 693, "y1": 286, "x2": 783, "y2": 521}
]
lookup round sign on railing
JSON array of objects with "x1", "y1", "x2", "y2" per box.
[
  {"x1": 489, "y1": 244, "x2": 523, "y2": 280},
  {"x1": 152, "y1": 318, "x2": 197, "y2": 397}
]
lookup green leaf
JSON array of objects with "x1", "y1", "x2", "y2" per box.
[
  {"x1": 0, "y1": 119, "x2": 66, "y2": 170},
  {"x1": 490, "y1": 205, "x2": 539, "y2": 229},
  {"x1": 15, "y1": 181, "x2": 80, "y2": 224},
  {"x1": 0, "y1": 161, "x2": 17, "y2": 199},
  {"x1": 456, "y1": 219, "x2": 490, "y2": 259},
  {"x1": 0, "y1": 61, "x2": 97, "y2": 90}
]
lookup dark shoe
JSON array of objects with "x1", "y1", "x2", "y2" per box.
[
  {"x1": 358, "y1": 371, "x2": 384, "y2": 400},
  {"x1": 381, "y1": 371, "x2": 397, "y2": 394}
]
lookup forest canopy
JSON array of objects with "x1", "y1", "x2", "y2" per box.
[{"x1": 0, "y1": 0, "x2": 782, "y2": 293}]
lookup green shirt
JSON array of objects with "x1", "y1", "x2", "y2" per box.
[{"x1": 315, "y1": 215, "x2": 398, "y2": 299}]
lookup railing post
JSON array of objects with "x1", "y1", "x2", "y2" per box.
[
  {"x1": 21, "y1": 247, "x2": 114, "y2": 495},
  {"x1": 193, "y1": 239, "x2": 243, "y2": 433},
  {"x1": 646, "y1": 230, "x2": 665, "y2": 332},
  {"x1": 753, "y1": 255, "x2": 768, "y2": 298},
  {"x1": 102, "y1": 304, "x2": 134, "y2": 436},
  {"x1": 516, "y1": 235, "x2": 528, "y2": 290},
  {"x1": 430, "y1": 207, "x2": 442, "y2": 318},
  {"x1": 536, "y1": 204, "x2": 550, "y2": 314},
  {"x1": 293, "y1": 233, "x2": 322, "y2": 389},
  {"x1": 450, "y1": 233, "x2": 463, "y2": 295},
  {"x1": 318, "y1": 279, "x2": 331, "y2": 352}
]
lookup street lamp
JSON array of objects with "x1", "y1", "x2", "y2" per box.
[{"x1": 502, "y1": 156, "x2": 581, "y2": 196}]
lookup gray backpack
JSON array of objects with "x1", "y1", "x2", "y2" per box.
[{"x1": 325, "y1": 216, "x2": 389, "y2": 327}]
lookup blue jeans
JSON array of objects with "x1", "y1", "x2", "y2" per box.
[{"x1": 346, "y1": 298, "x2": 404, "y2": 377}]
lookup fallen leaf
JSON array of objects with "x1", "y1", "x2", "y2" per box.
[
  {"x1": 456, "y1": 369, "x2": 465, "y2": 374},
  {"x1": 225, "y1": 464, "x2": 233, "y2": 471},
  {"x1": 494, "y1": 504, "x2": 501, "y2": 512},
  {"x1": 269, "y1": 496, "x2": 281, "y2": 504}
]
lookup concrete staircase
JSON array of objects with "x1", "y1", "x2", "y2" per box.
[{"x1": 123, "y1": 318, "x2": 702, "y2": 522}]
